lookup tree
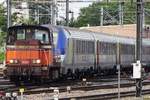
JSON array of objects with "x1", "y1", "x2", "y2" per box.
[
  {"x1": 0, "y1": 4, "x2": 7, "y2": 46},
  {"x1": 72, "y1": 2, "x2": 150, "y2": 27},
  {"x1": 0, "y1": 4, "x2": 6, "y2": 62},
  {"x1": 0, "y1": 4, "x2": 7, "y2": 32},
  {"x1": 29, "y1": 3, "x2": 51, "y2": 24},
  {"x1": 12, "y1": 14, "x2": 38, "y2": 25}
]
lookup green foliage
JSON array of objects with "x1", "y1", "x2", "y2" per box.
[
  {"x1": 0, "y1": 52, "x2": 4, "y2": 62},
  {"x1": 72, "y1": 2, "x2": 150, "y2": 27},
  {"x1": 0, "y1": 4, "x2": 7, "y2": 44},
  {"x1": 12, "y1": 12, "x2": 38, "y2": 25},
  {"x1": 0, "y1": 31, "x2": 6, "y2": 62},
  {"x1": 0, "y1": 4, "x2": 6, "y2": 62},
  {"x1": 19, "y1": 17, "x2": 37, "y2": 25},
  {"x1": 144, "y1": 3, "x2": 150, "y2": 24},
  {"x1": 0, "y1": 4, "x2": 7, "y2": 32}
]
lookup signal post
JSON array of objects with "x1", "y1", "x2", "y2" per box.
[{"x1": 135, "y1": 0, "x2": 144, "y2": 97}]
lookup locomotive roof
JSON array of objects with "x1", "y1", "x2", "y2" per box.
[{"x1": 8, "y1": 25, "x2": 50, "y2": 32}]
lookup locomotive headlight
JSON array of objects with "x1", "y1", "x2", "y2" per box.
[
  {"x1": 9, "y1": 59, "x2": 18, "y2": 64},
  {"x1": 9, "y1": 60, "x2": 14, "y2": 63},
  {"x1": 32, "y1": 59, "x2": 41, "y2": 64},
  {"x1": 32, "y1": 60, "x2": 36, "y2": 64},
  {"x1": 36, "y1": 59, "x2": 41, "y2": 64},
  {"x1": 55, "y1": 55, "x2": 61, "y2": 62},
  {"x1": 14, "y1": 59, "x2": 18, "y2": 63}
]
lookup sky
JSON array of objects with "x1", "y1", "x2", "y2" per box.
[
  {"x1": 0, "y1": 0, "x2": 5, "y2": 4},
  {"x1": 0, "y1": 0, "x2": 5, "y2": 6},
  {"x1": 0, "y1": 0, "x2": 95, "y2": 21}
]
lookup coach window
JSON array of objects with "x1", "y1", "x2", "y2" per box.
[
  {"x1": 78, "y1": 40, "x2": 80, "y2": 54},
  {"x1": 143, "y1": 47, "x2": 148, "y2": 54},
  {"x1": 109, "y1": 43, "x2": 112, "y2": 54},
  {"x1": 105, "y1": 43, "x2": 109, "y2": 55},
  {"x1": 107, "y1": 43, "x2": 109, "y2": 54},
  {"x1": 101, "y1": 42, "x2": 104, "y2": 54},
  {"x1": 86, "y1": 41, "x2": 88, "y2": 54},
  {"x1": 87, "y1": 41, "x2": 89, "y2": 53},
  {"x1": 75, "y1": 40, "x2": 78, "y2": 53},
  {"x1": 79, "y1": 40, "x2": 82, "y2": 53},
  {"x1": 91, "y1": 42, "x2": 94, "y2": 53},
  {"x1": 148, "y1": 47, "x2": 150, "y2": 54},
  {"x1": 82, "y1": 41, "x2": 84, "y2": 53},
  {"x1": 76, "y1": 40, "x2": 79, "y2": 54},
  {"x1": 112, "y1": 43, "x2": 116, "y2": 54},
  {"x1": 75, "y1": 40, "x2": 77, "y2": 53},
  {"x1": 147, "y1": 47, "x2": 150, "y2": 54},
  {"x1": 83, "y1": 41, "x2": 85, "y2": 54},
  {"x1": 142, "y1": 46, "x2": 145, "y2": 54},
  {"x1": 84, "y1": 41, "x2": 86, "y2": 54},
  {"x1": 77, "y1": 40, "x2": 81, "y2": 54},
  {"x1": 103, "y1": 42, "x2": 106, "y2": 54},
  {"x1": 99, "y1": 42, "x2": 102, "y2": 54},
  {"x1": 108, "y1": 43, "x2": 111, "y2": 54},
  {"x1": 88, "y1": 42, "x2": 90, "y2": 53}
]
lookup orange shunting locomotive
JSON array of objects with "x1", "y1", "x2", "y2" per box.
[{"x1": 5, "y1": 25, "x2": 60, "y2": 81}]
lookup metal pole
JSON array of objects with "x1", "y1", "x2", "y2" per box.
[
  {"x1": 37, "y1": 6, "x2": 40, "y2": 24},
  {"x1": 66, "y1": 0, "x2": 69, "y2": 26},
  {"x1": 51, "y1": 0, "x2": 57, "y2": 25},
  {"x1": 136, "y1": 0, "x2": 143, "y2": 97},
  {"x1": 143, "y1": 7, "x2": 145, "y2": 28},
  {"x1": 118, "y1": 64, "x2": 120, "y2": 100},
  {"x1": 7, "y1": 0, "x2": 11, "y2": 28},
  {"x1": 20, "y1": 92, "x2": 23, "y2": 100},
  {"x1": 100, "y1": 7, "x2": 103, "y2": 26},
  {"x1": 70, "y1": 11, "x2": 74, "y2": 23},
  {"x1": 117, "y1": 41, "x2": 120, "y2": 100},
  {"x1": 119, "y1": 1, "x2": 123, "y2": 25}
]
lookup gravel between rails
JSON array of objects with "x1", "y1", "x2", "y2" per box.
[{"x1": 16, "y1": 81, "x2": 150, "y2": 100}]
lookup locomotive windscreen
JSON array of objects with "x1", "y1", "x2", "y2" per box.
[{"x1": 7, "y1": 25, "x2": 51, "y2": 45}]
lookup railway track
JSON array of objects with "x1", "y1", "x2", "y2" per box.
[
  {"x1": 0, "y1": 77, "x2": 16, "y2": 91},
  {"x1": 16, "y1": 80, "x2": 149, "y2": 95},
  {"x1": 0, "y1": 75, "x2": 130, "y2": 90},
  {"x1": 0, "y1": 74, "x2": 149, "y2": 99},
  {"x1": 59, "y1": 89, "x2": 150, "y2": 100},
  {"x1": 11, "y1": 80, "x2": 150, "y2": 100}
]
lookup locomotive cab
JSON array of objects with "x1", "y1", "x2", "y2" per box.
[{"x1": 5, "y1": 25, "x2": 59, "y2": 81}]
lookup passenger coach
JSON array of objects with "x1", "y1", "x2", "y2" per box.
[{"x1": 51, "y1": 26, "x2": 150, "y2": 78}]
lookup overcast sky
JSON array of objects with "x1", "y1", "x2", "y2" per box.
[
  {"x1": 0, "y1": 0, "x2": 4, "y2": 3},
  {"x1": 0, "y1": 0, "x2": 5, "y2": 4}
]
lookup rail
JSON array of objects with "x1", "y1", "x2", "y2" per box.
[{"x1": 59, "y1": 89, "x2": 150, "y2": 100}]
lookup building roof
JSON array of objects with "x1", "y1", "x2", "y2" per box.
[{"x1": 81, "y1": 24, "x2": 150, "y2": 38}]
